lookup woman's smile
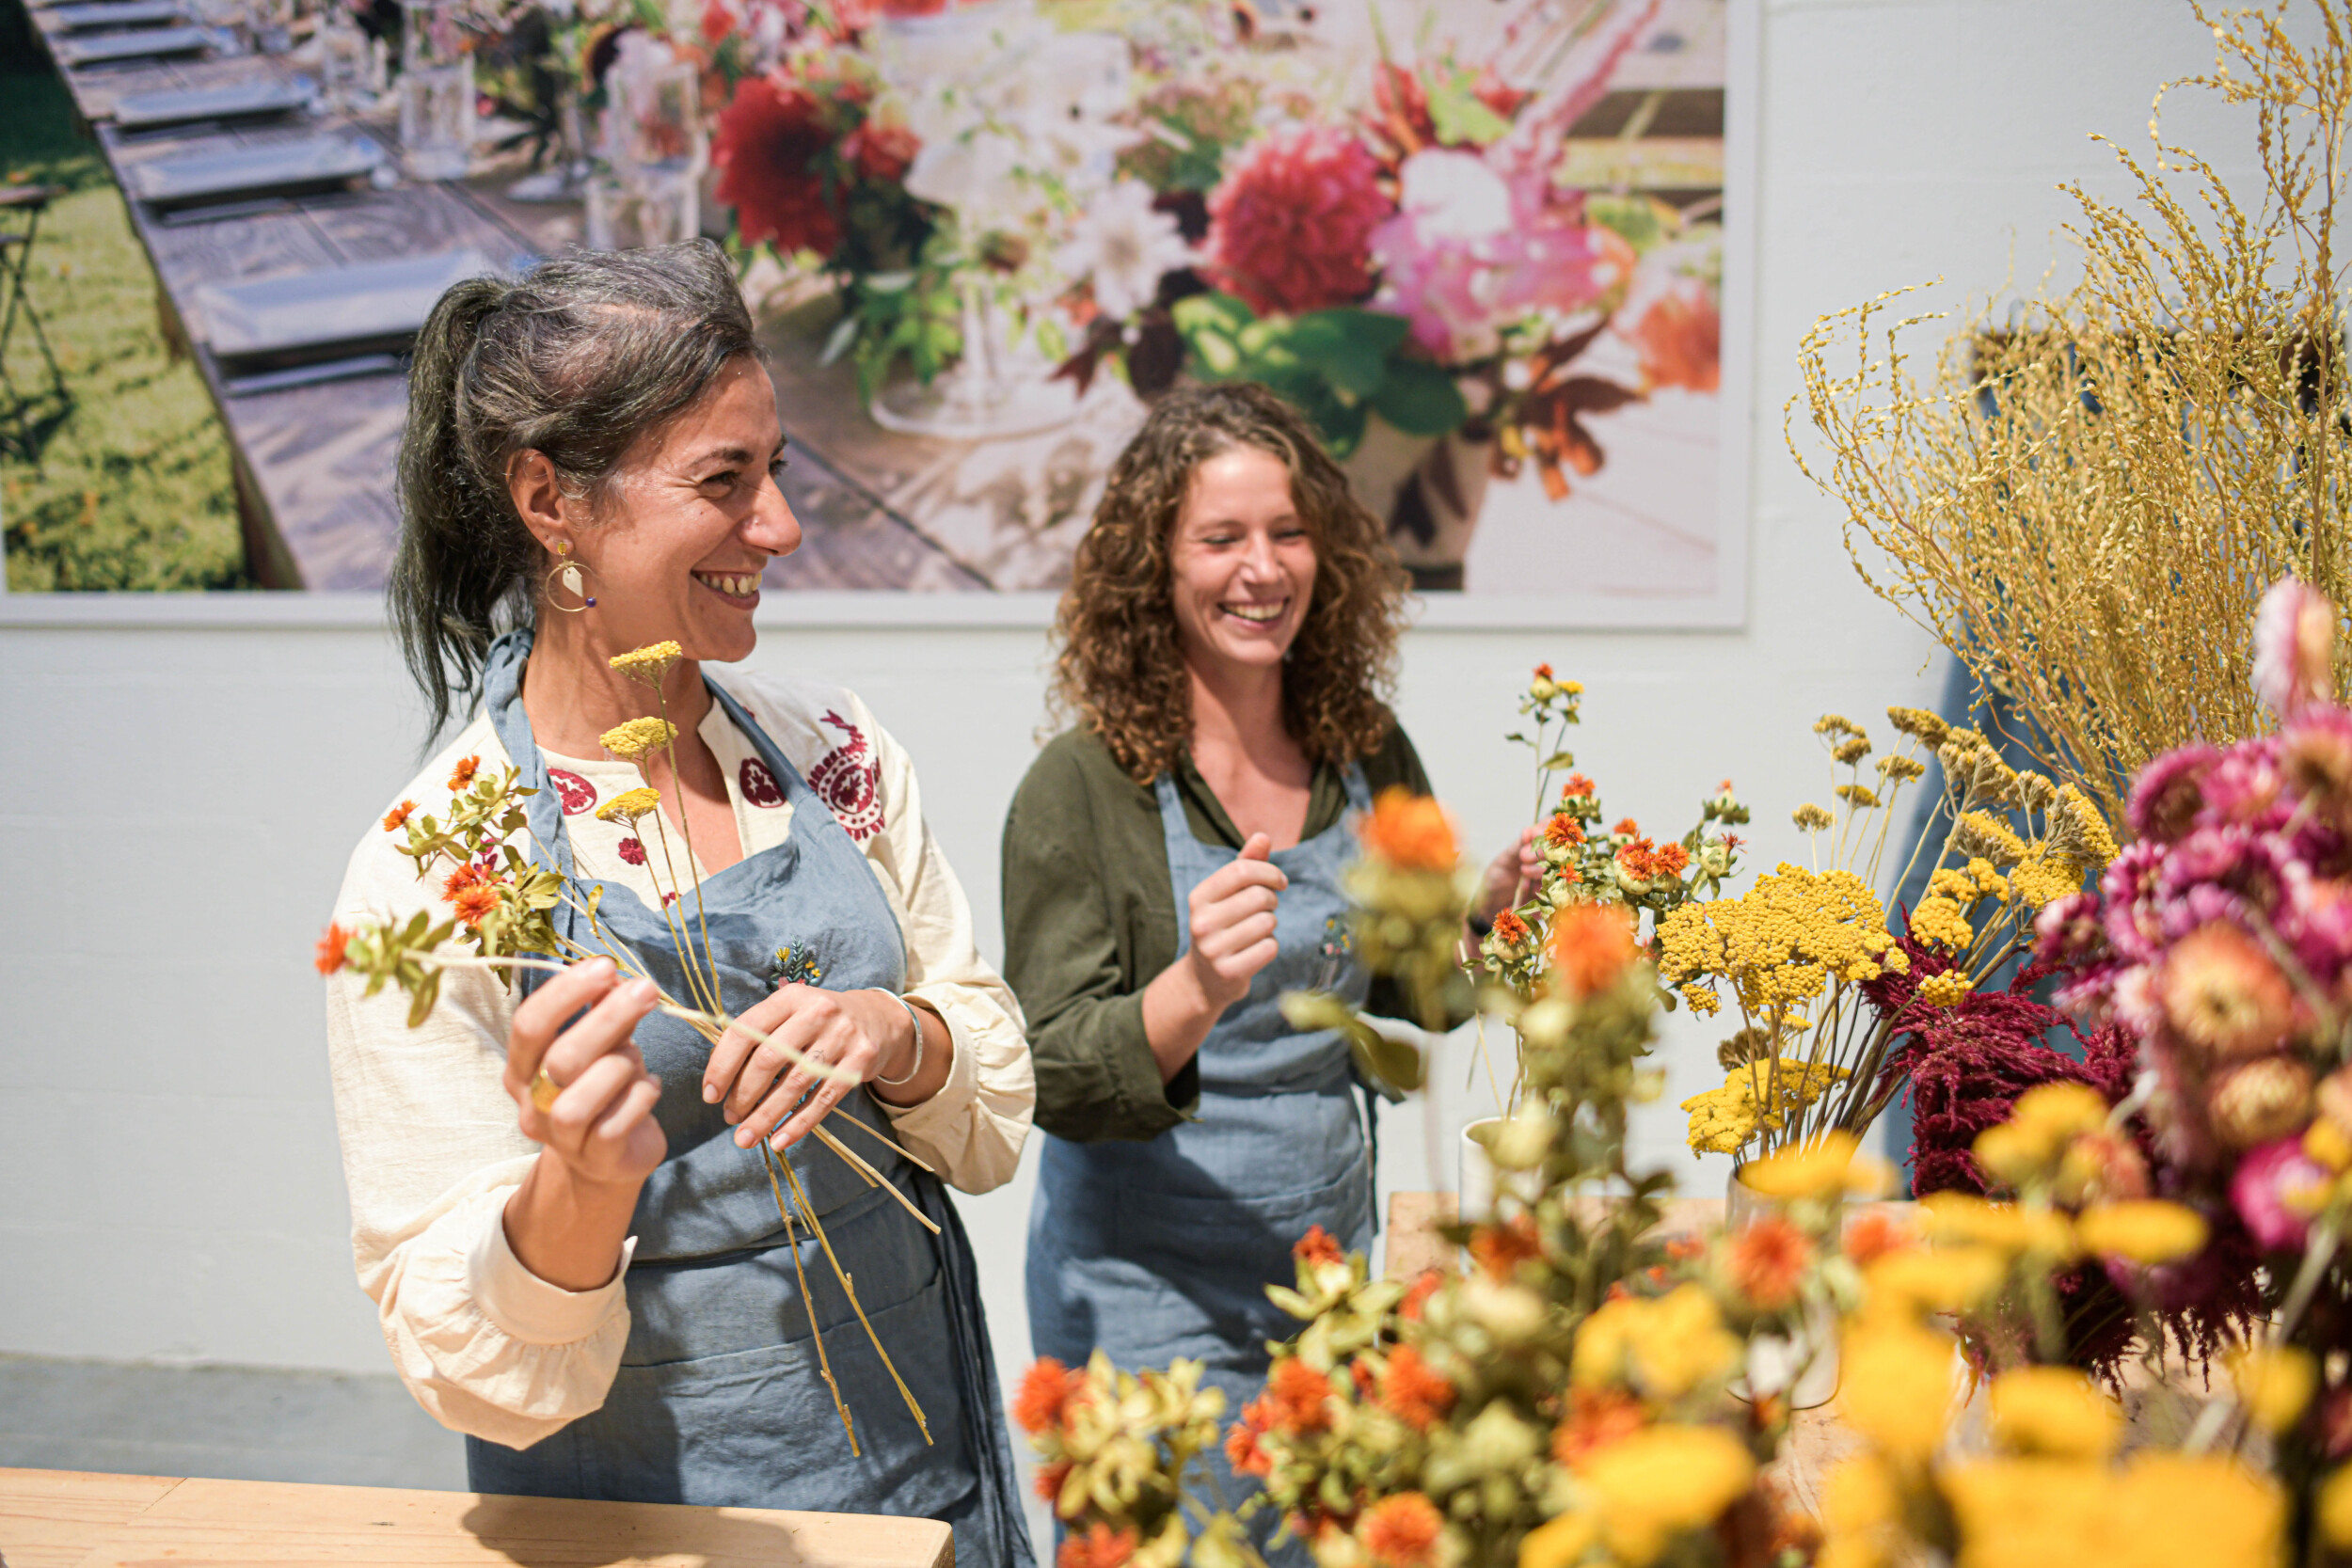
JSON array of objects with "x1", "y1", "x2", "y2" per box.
[{"x1": 692, "y1": 568, "x2": 764, "y2": 606}]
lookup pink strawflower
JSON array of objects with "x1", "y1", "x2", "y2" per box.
[
  {"x1": 2200, "y1": 735, "x2": 2290, "y2": 829},
  {"x1": 2231, "y1": 1136, "x2": 2330, "y2": 1250},
  {"x1": 2252, "y1": 577, "x2": 2338, "y2": 720},
  {"x1": 1202, "y1": 126, "x2": 1390, "y2": 318},
  {"x1": 2127, "y1": 743, "x2": 2220, "y2": 845}
]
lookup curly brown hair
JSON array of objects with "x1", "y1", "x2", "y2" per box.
[{"x1": 1052, "y1": 383, "x2": 1409, "y2": 784}]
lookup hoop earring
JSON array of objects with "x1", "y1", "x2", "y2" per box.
[{"x1": 545, "y1": 540, "x2": 596, "y2": 612}]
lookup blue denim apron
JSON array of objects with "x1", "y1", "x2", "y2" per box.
[
  {"x1": 467, "y1": 630, "x2": 1031, "y2": 1568},
  {"x1": 1025, "y1": 764, "x2": 1375, "y2": 1562}
]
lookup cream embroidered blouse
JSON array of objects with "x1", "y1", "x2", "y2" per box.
[{"x1": 323, "y1": 668, "x2": 1033, "y2": 1450}]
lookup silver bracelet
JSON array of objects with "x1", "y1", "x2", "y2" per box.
[{"x1": 869, "y1": 989, "x2": 926, "y2": 1086}]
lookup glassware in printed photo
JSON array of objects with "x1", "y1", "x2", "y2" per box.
[
  {"x1": 599, "y1": 41, "x2": 700, "y2": 246},
  {"x1": 398, "y1": 0, "x2": 474, "y2": 182},
  {"x1": 317, "y1": 3, "x2": 371, "y2": 113},
  {"x1": 189, "y1": 0, "x2": 251, "y2": 55}
]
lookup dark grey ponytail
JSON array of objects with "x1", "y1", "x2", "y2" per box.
[{"x1": 389, "y1": 238, "x2": 759, "y2": 742}]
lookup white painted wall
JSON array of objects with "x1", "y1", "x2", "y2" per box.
[{"x1": 0, "y1": 0, "x2": 2264, "y2": 1478}]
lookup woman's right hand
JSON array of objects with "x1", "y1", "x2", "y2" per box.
[
  {"x1": 1180, "y1": 832, "x2": 1290, "y2": 1013},
  {"x1": 505, "y1": 958, "x2": 668, "y2": 1189}
]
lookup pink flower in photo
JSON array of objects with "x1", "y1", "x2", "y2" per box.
[
  {"x1": 1369, "y1": 150, "x2": 1631, "y2": 363},
  {"x1": 1202, "y1": 125, "x2": 1390, "y2": 318},
  {"x1": 2252, "y1": 577, "x2": 2338, "y2": 720},
  {"x1": 2231, "y1": 1135, "x2": 2329, "y2": 1250}
]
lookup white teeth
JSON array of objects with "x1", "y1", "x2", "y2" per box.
[{"x1": 1224, "y1": 602, "x2": 1283, "y2": 623}]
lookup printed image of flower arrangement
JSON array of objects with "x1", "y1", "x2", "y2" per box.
[{"x1": 518, "y1": 0, "x2": 1722, "y2": 578}]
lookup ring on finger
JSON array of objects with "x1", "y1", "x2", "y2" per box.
[{"x1": 530, "y1": 1069, "x2": 562, "y2": 1112}]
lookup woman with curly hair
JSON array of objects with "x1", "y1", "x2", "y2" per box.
[{"x1": 1004, "y1": 383, "x2": 1529, "y2": 1555}]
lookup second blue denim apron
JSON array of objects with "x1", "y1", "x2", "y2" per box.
[
  {"x1": 468, "y1": 630, "x2": 1031, "y2": 1568},
  {"x1": 1025, "y1": 763, "x2": 1376, "y2": 1562}
]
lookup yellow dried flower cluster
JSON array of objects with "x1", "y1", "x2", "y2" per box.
[
  {"x1": 1656, "y1": 863, "x2": 1907, "y2": 1018},
  {"x1": 599, "y1": 717, "x2": 679, "y2": 761},
  {"x1": 2009, "y1": 847, "x2": 2090, "y2": 910},
  {"x1": 596, "y1": 785, "x2": 662, "y2": 825},
  {"x1": 1570, "y1": 1285, "x2": 1740, "y2": 1398},
  {"x1": 1884, "y1": 705, "x2": 1949, "y2": 745},
  {"x1": 2053, "y1": 784, "x2": 2120, "y2": 866},
  {"x1": 1836, "y1": 783, "x2": 1882, "y2": 808},
  {"x1": 1791, "y1": 802, "x2": 1835, "y2": 832},
  {"x1": 1953, "y1": 810, "x2": 2029, "y2": 863},
  {"x1": 1878, "y1": 754, "x2": 1928, "y2": 784},
  {"x1": 1917, "y1": 971, "x2": 1972, "y2": 1007},
  {"x1": 609, "y1": 641, "x2": 684, "y2": 686},
  {"x1": 1833, "y1": 736, "x2": 1873, "y2": 766},
  {"x1": 1679, "y1": 1057, "x2": 1849, "y2": 1154}
]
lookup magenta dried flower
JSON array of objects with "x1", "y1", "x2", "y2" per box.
[{"x1": 2128, "y1": 743, "x2": 2220, "y2": 845}]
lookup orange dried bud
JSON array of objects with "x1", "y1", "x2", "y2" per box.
[
  {"x1": 1293, "y1": 1225, "x2": 1345, "y2": 1268},
  {"x1": 1013, "y1": 1358, "x2": 1084, "y2": 1434},
  {"x1": 382, "y1": 800, "x2": 417, "y2": 832},
  {"x1": 1359, "y1": 787, "x2": 1458, "y2": 872},
  {"x1": 1551, "y1": 903, "x2": 1640, "y2": 1000},
  {"x1": 314, "y1": 924, "x2": 354, "y2": 975}
]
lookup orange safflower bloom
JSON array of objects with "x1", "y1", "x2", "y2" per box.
[
  {"x1": 1294, "y1": 1225, "x2": 1345, "y2": 1268},
  {"x1": 1534, "y1": 662, "x2": 1555, "y2": 681},
  {"x1": 382, "y1": 800, "x2": 418, "y2": 832},
  {"x1": 1469, "y1": 1214, "x2": 1540, "y2": 1281},
  {"x1": 1725, "y1": 1215, "x2": 1814, "y2": 1310},
  {"x1": 1613, "y1": 817, "x2": 1640, "y2": 838},
  {"x1": 1842, "y1": 1209, "x2": 1915, "y2": 1266},
  {"x1": 453, "y1": 883, "x2": 501, "y2": 928},
  {"x1": 1013, "y1": 1358, "x2": 1085, "y2": 1434},
  {"x1": 1560, "y1": 774, "x2": 1597, "y2": 800},
  {"x1": 443, "y1": 862, "x2": 490, "y2": 901},
  {"x1": 1553, "y1": 1386, "x2": 1647, "y2": 1468},
  {"x1": 314, "y1": 924, "x2": 353, "y2": 975},
  {"x1": 1664, "y1": 1235, "x2": 1707, "y2": 1261},
  {"x1": 1378, "y1": 1344, "x2": 1454, "y2": 1432},
  {"x1": 1264, "y1": 1357, "x2": 1333, "y2": 1435},
  {"x1": 1225, "y1": 1396, "x2": 1275, "y2": 1476},
  {"x1": 1551, "y1": 904, "x2": 1640, "y2": 1001},
  {"x1": 1360, "y1": 1494, "x2": 1443, "y2": 1568},
  {"x1": 1033, "y1": 1459, "x2": 1072, "y2": 1505},
  {"x1": 1544, "y1": 815, "x2": 1586, "y2": 849},
  {"x1": 1491, "y1": 909, "x2": 1532, "y2": 946},
  {"x1": 1401, "y1": 1269, "x2": 1442, "y2": 1322},
  {"x1": 1617, "y1": 837, "x2": 1692, "y2": 882},
  {"x1": 1058, "y1": 1523, "x2": 1137, "y2": 1568},
  {"x1": 447, "y1": 754, "x2": 481, "y2": 791},
  {"x1": 1359, "y1": 788, "x2": 1458, "y2": 872}
]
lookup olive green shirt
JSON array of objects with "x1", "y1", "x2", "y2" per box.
[{"x1": 1000, "y1": 723, "x2": 1434, "y2": 1143}]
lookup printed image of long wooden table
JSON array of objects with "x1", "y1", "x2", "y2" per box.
[{"x1": 26, "y1": 23, "x2": 1147, "y2": 594}]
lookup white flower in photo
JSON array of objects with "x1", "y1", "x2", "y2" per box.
[{"x1": 1056, "y1": 180, "x2": 1191, "y2": 320}]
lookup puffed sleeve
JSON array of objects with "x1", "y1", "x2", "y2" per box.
[
  {"x1": 323, "y1": 724, "x2": 635, "y2": 1449},
  {"x1": 835, "y1": 693, "x2": 1035, "y2": 1195}
]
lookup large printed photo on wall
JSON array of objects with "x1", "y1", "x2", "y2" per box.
[{"x1": 730, "y1": 0, "x2": 1741, "y2": 617}]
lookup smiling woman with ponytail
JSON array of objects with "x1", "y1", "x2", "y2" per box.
[{"x1": 324, "y1": 241, "x2": 1035, "y2": 1564}]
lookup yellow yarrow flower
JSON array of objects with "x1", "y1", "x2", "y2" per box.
[
  {"x1": 1740, "y1": 1130, "x2": 1862, "y2": 1200},
  {"x1": 1909, "y1": 895, "x2": 1975, "y2": 950},
  {"x1": 2055, "y1": 784, "x2": 2120, "y2": 868},
  {"x1": 1863, "y1": 1244, "x2": 2009, "y2": 1315},
  {"x1": 1792, "y1": 802, "x2": 1836, "y2": 832},
  {"x1": 596, "y1": 785, "x2": 662, "y2": 825},
  {"x1": 1989, "y1": 1366, "x2": 2122, "y2": 1458},
  {"x1": 2227, "y1": 1344, "x2": 2315, "y2": 1435},
  {"x1": 1885, "y1": 705, "x2": 1949, "y2": 744},
  {"x1": 1681, "y1": 1059, "x2": 1848, "y2": 1155},
  {"x1": 1657, "y1": 864, "x2": 1904, "y2": 1017},
  {"x1": 2108, "y1": 1453, "x2": 2286, "y2": 1568},
  {"x1": 2008, "y1": 845, "x2": 2088, "y2": 910},
  {"x1": 1944, "y1": 1456, "x2": 2112, "y2": 1567},
  {"x1": 1838, "y1": 1318, "x2": 1958, "y2": 1460},
  {"x1": 1571, "y1": 1285, "x2": 1740, "y2": 1399},
  {"x1": 1575, "y1": 1424, "x2": 1756, "y2": 1567},
  {"x1": 1518, "y1": 1513, "x2": 1597, "y2": 1568},
  {"x1": 2320, "y1": 1463, "x2": 2352, "y2": 1551},
  {"x1": 1920, "y1": 1191, "x2": 2077, "y2": 1259},
  {"x1": 609, "y1": 641, "x2": 683, "y2": 686},
  {"x1": 1918, "y1": 971, "x2": 1972, "y2": 1007},
  {"x1": 2075, "y1": 1199, "x2": 2208, "y2": 1265},
  {"x1": 1954, "y1": 810, "x2": 2029, "y2": 863},
  {"x1": 599, "y1": 717, "x2": 679, "y2": 761}
]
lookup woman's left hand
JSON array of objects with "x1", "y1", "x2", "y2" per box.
[
  {"x1": 704, "y1": 985, "x2": 910, "y2": 1152},
  {"x1": 1476, "y1": 826, "x2": 1545, "y2": 924}
]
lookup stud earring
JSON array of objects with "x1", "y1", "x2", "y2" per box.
[{"x1": 545, "y1": 540, "x2": 596, "y2": 611}]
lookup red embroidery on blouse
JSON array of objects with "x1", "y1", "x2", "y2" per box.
[
  {"x1": 809, "y1": 708, "x2": 884, "y2": 842},
  {"x1": 547, "y1": 768, "x2": 597, "y2": 816},
  {"x1": 739, "y1": 756, "x2": 787, "y2": 808},
  {"x1": 617, "y1": 835, "x2": 646, "y2": 865}
]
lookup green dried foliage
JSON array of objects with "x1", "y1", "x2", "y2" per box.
[{"x1": 1789, "y1": 1, "x2": 2352, "y2": 829}]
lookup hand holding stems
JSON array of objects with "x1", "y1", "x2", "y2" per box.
[
  {"x1": 1140, "y1": 832, "x2": 1288, "y2": 1083},
  {"x1": 1475, "y1": 825, "x2": 1544, "y2": 926},
  {"x1": 705, "y1": 983, "x2": 950, "y2": 1153},
  {"x1": 500, "y1": 958, "x2": 667, "y2": 1291}
]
